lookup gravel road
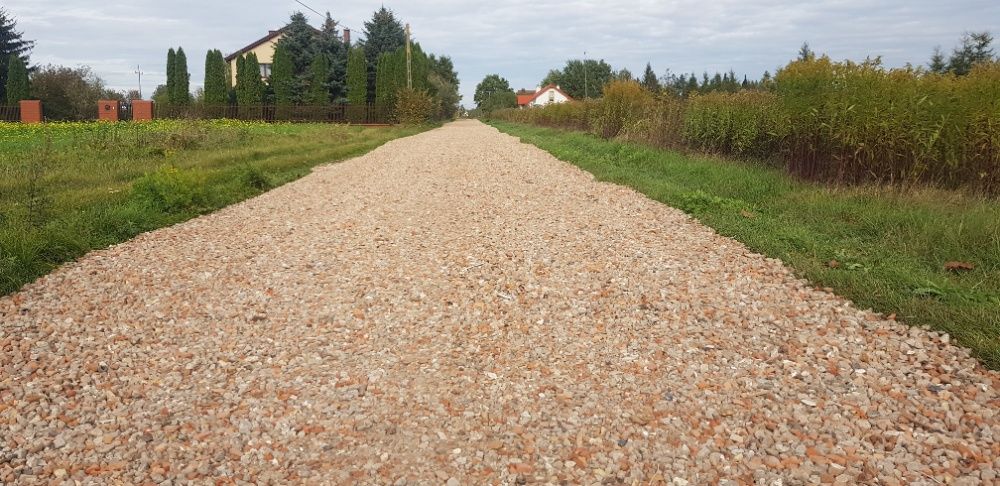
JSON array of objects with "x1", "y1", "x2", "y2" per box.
[{"x1": 2, "y1": 120, "x2": 997, "y2": 485}]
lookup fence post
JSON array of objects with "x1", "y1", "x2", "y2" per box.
[
  {"x1": 98, "y1": 100, "x2": 120, "y2": 122},
  {"x1": 19, "y1": 100, "x2": 42, "y2": 124},
  {"x1": 132, "y1": 100, "x2": 154, "y2": 121}
]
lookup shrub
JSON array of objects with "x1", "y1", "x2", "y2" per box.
[
  {"x1": 683, "y1": 90, "x2": 787, "y2": 158},
  {"x1": 395, "y1": 87, "x2": 434, "y2": 125},
  {"x1": 591, "y1": 80, "x2": 652, "y2": 139},
  {"x1": 130, "y1": 166, "x2": 207, "y2": 213},
  {"x1": 776, "y1": 57, "x2": 1000, "y2": 190}
]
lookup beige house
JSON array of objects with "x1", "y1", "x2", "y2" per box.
[
  {"x1": 225, "y1": 27, "x2": 287, "y2": 86},
  {"x1": 225, "y1": 25, "x2": 348, "y2": 86}
]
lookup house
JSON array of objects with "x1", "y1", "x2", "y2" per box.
[
  {"x1": 225, "y1": 25, "x2": 348, "y2": 86},
  {"x1": 516, "y1": 84, "x2": 573, "y2": 108}
]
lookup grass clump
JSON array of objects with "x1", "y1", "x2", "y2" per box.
[{"x1": 491, "y1": 120, "x2": 1000, "y2": 370}]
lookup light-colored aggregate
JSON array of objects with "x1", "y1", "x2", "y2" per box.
[{"x1": 1, "y1": 120, "x2": 997, "y2": 485}]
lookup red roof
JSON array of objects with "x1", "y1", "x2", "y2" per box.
[{"x1": 516, "y1": 84, "x2": 574, "y2": 106}]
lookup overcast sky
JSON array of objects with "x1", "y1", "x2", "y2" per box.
[{"x1": 6, "y1": 0, "x2": 998, "y2": 104}]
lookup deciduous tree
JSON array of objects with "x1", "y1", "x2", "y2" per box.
[
  {"x1": 474, "y1": 74, "x2": 516, "y2": 111},
  {"x1": 542, "y1": 59, "x2": 614, "y2": 99}
]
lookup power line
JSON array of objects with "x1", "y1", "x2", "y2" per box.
[{"x1": 292, "y1": 0, "x2": 356, "y2": 34}]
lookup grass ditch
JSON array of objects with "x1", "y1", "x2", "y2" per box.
[
  {"x1": 0, "y1": 121, "x2": 429, "y2": 295},
  {"x1": 491, "y1": 120, "x2": 1000, "y2": 369}
]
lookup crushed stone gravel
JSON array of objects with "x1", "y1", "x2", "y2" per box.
[{"x1": 1, "y1": 119, "x2": 997, "y2": 485}]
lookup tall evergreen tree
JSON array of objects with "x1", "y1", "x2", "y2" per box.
[
  {"x1": 203, "y1": 50, "x2": 228, "y2": 104},
  {"x1": 306, "y1": 53, "x2": 331, "y2": 104},
  {"x1": 375, "y1": 52, "x2": 396, "y2": 108},
  {"x1": 236, "y1": 53, "x2": 264, "y2": 105},
  {"x1": 276, "y1": 12, "x2": 318, "y2": 75},
  {"x1": 5, "y1": 54, "x2": 29, "y2": 103},
  {"x1": 0, "y1": 8, "x2": 33, "y2": 102},
  {"x1": 166, "y1": 48, "x2": 176, "y2": 105},
  {"x1": 641, "y1": 63, "x2": 660, "y2": 92},
  {"x1": 928, "y1": 47, "x2": 948, "y2": 74},
  {"x1": 797, "y1": 42, "x2": 815, "y2": 62},
  {"x1": 273, "y1": 11, "x2": 318, "y2": 102},
  {"x1": 173, "y1": 47, "x2": 190, "y2": 104},
  {"x1": 361, "y1": 7, "x2": 405, "y2": 102},
  {"x1": 316, "y1": 12, "x2": 348, "y2": 102},
  {"x1": 346, "y1": 46, "x2": 368, "y2": 105},
  {"x1": 428, "y1": 54, "x2": 459, "y2": 87},
  {"x1": 270, "y1": 45, "x2": 295, "y2": 105},
  {"x1": 946, "y1": 31, "x2": 995, "y2": 75}
]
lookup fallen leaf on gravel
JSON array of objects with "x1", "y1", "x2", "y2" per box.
[
  {"x1": 943, "y1": 261, "x2": 975, "y2": 272},
  {"x1": 507, "y1": 463, "x2": 533, "y2": 474}
]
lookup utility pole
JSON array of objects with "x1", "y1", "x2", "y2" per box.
[
  {"x1": 583, "y1": 51, "x2": 589, "y2": 99},
  {"x1": 135, "y1": 65, "x2": 144, "y2": 99},
  {"x1": 405, "y1": 23, "x2": 412, "y2": 89}
]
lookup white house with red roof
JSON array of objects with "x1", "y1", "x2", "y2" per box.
[{"x1": 516, "y1": 84, "x2": 573, "y2": 108}]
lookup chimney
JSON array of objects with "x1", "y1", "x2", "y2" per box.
[{"x1": 344, "y1": 28, "x2": 351, "y2": 46}]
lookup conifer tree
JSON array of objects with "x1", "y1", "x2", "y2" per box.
[
  {"x1": 166, "y1": 48, "x2": 176, "y2": 105},
  {"x1": 361, "y1": 7, "x2": 405, "y2": 102},
  {"x1": 236, "y1": 53, "x2": 264, "y2": 106},
  {"x1": 641, "y1": 63, "x2": 660, "y2": 92},
  {"x1": 306, "y1": 53, "x2": 330, "y2": 104},
  {"x1": 203, "y1": 50, "x2": 228, "y2": 104},
  {"x1": 5, "y1": 54, "x2": 29, "y2": 103},
  {"x1": 346, "y1": 47, "x2": 367, "y2": 105},
  {"x1": 316, "y1": 12, "x2": 348, "y2": 101},
  {"x1": 174, "y1": 47, "x2": 190, "y2": 104},
  {"x1": 0, "y1": 8, "x2": 33, "y2": 102},
  {"x1": 271, "y1": 45, "x2": 294, "y2": 105}
]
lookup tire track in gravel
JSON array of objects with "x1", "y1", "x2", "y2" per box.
[{"x1": 1, "y1": 119, "x2": 997, "y2": 485}]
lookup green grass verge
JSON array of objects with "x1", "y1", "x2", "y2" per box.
[
  {"x1": 490, "y1": 121, "x2": 1000, "y2": 370},
  {"x1": 1, "y1": 121, "x2": 429, "y2": 295}
]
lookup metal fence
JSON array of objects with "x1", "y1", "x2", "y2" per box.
[
  {"x1": 0, "y1": 105, "x2": 20, "y2": 122},
  {"x1": 155, "y1": 104, "x2": 390, "y2": 124}
]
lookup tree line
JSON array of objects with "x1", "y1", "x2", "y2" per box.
[
  {"x1": 474, "y1": 31, "x2": 997, "y2": 111},
  {"x1": 157, "y1": 8, "x2": 461, "y2": 120}
]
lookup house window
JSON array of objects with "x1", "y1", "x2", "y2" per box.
[
  {"x1": 549, "y1": 91, "x2": 555, "y2": 102},
  {"x1": 259, "y1": 63, "x2": 272, "y2": 79}
]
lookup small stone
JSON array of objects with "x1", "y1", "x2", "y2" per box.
[{"x1": 446, "y1": 478, "x2": 460, "y2": 486}]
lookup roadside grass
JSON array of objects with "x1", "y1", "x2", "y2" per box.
[
  {"x1": 491, "y1": 121, "x2": 1000, "y2": 370},
  {"x1": 0, "y1": 121, "x2": 428, "y2": 295}
]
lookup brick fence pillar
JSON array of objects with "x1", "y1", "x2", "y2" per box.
[
  {"x1": 19, "y1": 100, "x2": 42, "y2": 123},
  {"x1": 98, "y1": 100, "x2": 119, "y2": 122},
  {"x1": 132, "y1": 100, "x2": 154, "y2": 121}
]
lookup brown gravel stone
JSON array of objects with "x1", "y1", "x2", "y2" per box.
[{"x1": 0, "y1": 120, "x2": 996, "y2": 484}]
